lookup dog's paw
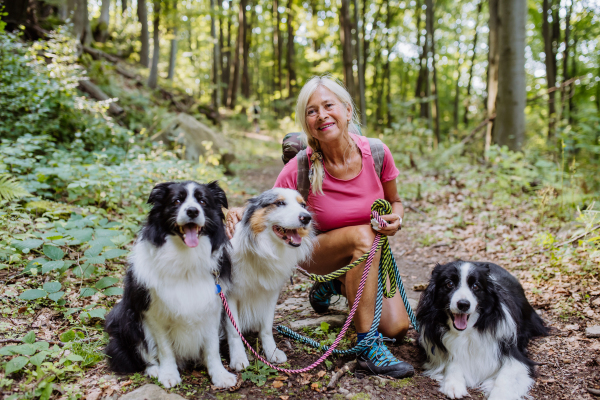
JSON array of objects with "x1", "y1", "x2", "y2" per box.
[
  {"x1": 440, "y1": 378, "x2": 469, "y2": 399},
  {"x1": 230, "y1": 353, "x2": 250, "y2": 372},
  {"x1": 211, "y1": 370, "x2": 238, "y2": 389},
  {"x1": 265, "y1": 348, "x2": 287, "y2": 364},
  {"x1": 158, "y1": 368, "x2": 182, "y2": 388},
  {"x1": 145, "y1": 365, "x2": 159, "y2": 378}
]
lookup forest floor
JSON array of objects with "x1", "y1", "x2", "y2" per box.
[{"x1": 2, "y1": 135, "x2": 599, "y2": 400}]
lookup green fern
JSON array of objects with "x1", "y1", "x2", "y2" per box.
[{"x1": 0, "y1": 174, "x2": 30, "y2": 201}]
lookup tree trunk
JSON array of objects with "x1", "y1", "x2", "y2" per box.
[
  {"x1": 339, "y1": 0, "x2": 355, "y2": 99},
  {"x1": 211, "y1": 0, "x2": 220, "y2": 106},
  {"x1": 228, "y1": 0, "x2": 244, "y2": 108},
  {"x1": 222, "y1": 0, "x2": 232, "y2": 106},
  {"x1": 561, "y1": 1, "x2": 572, "y2": 122},
  {"x1": 167, "y1": 0, "x2": 179, "y2": 80},
  {"x1": 148, "y1": 0, "x2": 161, "y2": 89},
  {"x1": 138, "y1": 0, "x2": 150, "y2": 67},
  {"x1": 494, "y1": 0, "x2": 526, "y2": 151},
  {"x1": 542, "y1": 0, "x2": 558, "y2": 138},
  {"x1": 286, "y1": 0, "x2": 296, "y2": 98},
  {"x1": 354, "y1": 0, "x2": 366, "y2": 127},
  {"x1": 426, "y1": 0, "x2": 440, "y2": 145},
  {"x1": 463, "y1": 0, "x2": 482, "y2": 125},
  {"x1": 95, "y1": 0, "x2": 111, "y2": 42},
  {"x1": 569, "y1": 36, "x2": 577, "y2": 124},
  {"x1": 122, "y1": 0, "x2": 128, "y2": 15},
  {"x1": 274, "y1": 0, "x2": 282, "y2": 99},
  {"x1": 485, "y1": 0, "x2": 499, "y2": 154},
  {"x1": 241, "y1": 0, "x2": 251, "y2": 99},
  {"x1": 453, "y1": 31, "x2": 462, "y2": 131}
]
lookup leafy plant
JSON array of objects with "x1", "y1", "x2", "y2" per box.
[
  {"x1": 241, "y1": 361, "x2": 278, "y2": 386},
  {"x1": 0, "y1": 174, "x2": 30, "y2": 200}
]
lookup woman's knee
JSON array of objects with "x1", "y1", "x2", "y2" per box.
[
  {"x1": 350, "y1": 225, "x2": 376, "y2": 256},
  {"x1": 379, "y1": 315, "x2": 409, "y2": 341}
]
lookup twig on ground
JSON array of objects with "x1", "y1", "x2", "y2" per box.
[
  {"x1": 587, "y1": 387, "x2": 600, "y2": 397},
  {"x1": 460, "y1": 114, "x2": 496, "y2": 146},
  {"x1": 0, "y1": 338, "x2": 99, "y2": 347},
  {"x1": 521, "y1": 224, "x2": 600, "y2": 258},
  {"x1": 327, "y1": 360, "x2": 356, "y2": 389},
  {"x1": 407, "y1": 205, "x2": 427, "y2": 217}
]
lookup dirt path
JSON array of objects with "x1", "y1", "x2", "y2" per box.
[{"x1": 229, "y1": 157, "x2": 599, "y2": 400}]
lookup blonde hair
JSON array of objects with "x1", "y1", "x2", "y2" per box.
[{"x1": 295, "y1": 75, "x2": 361, "y2": 195}]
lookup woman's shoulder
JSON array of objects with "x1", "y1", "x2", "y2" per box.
[{"x1": 273, "y1": 156, "x2": 299, "y2": 189}]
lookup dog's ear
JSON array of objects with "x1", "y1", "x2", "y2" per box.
[
  {"x1": 148, "y1": 182, "x2": 173, "y2": 205},
  {"x1": 207, "y1": 181, "x2": 228, "y2": 209}
]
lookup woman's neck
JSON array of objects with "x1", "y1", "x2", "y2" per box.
[{"x1": 320, "y1": 132, "x2": 357, "y2": 166}]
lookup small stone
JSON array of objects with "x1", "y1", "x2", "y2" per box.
[
  {"x1": 586, "y1": 325, "x2": 600, "y2": 338},
  {"x1": 118, "y1": 384, "x2": 186, "y2": 400},
  {"x1": 565, "y1": 324, "x2": 579, "y2": 331},
  {"x1": 408, "y1": 298, "x2": 419, "y2": 312},
  {"x1": 86, "y1": 389, "x2": 102, "y2": 400},
  {"x1": 364, "y1": 385, "x2": 373, "y2": 391},
  {"x1": 289, "y1": 315, "x2": 346, "y2": 330},
  {"x1": 345, "y1": 394, "x2": 355, "y2": 400},
  {"x1": 338, "y1": 388, "x2": 350, "y2": 395}
]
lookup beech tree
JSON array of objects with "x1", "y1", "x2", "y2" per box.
[{"x1": 148, "y1": 0, "x2": 161, "y2": 89}]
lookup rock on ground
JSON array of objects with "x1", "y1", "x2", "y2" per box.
[
  {"x1": 289, "y1": 314, "x2": 346, "y2": 330},
  {"x1": 118, "y1": 384, "x2": 186, "y2": 400},
  {"x1": 586, "y1": 325, "x2": 600, "y2": 338}
]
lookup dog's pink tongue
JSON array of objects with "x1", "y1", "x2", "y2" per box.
[
  {"x1": 183, "y1": 225, "x2": 199, "y2": 248},
  {"x1": 453, "y1": 313, "x2": 468, "y2": 330},
  {"x1": 289, "y1": 230, "x2": 302, "y2": 244}
]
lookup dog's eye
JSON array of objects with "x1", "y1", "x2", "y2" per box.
[
  {"x1": 275, "y1": 200, "x2": 285, "y2": 207},
  {"x1": 446, "y1": 281, "x2": 454, "y2": 289},
  {"x1": 175, "y1": 199, "x2": 182, "y2": 204},
  {"x1": 199, "y1": 199, "x2": 206, "y2": 206},
  {"x1": 472, "y1": 283, "x2": 480, "y2": 291}
]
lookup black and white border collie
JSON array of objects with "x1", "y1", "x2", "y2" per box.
[
  {"x1": 225, "y1": 188, "x2": 314, "y2": 371},
  {"x1": 416, "y1": 261, "x2": 548, "y2": 400},
  {"x1": 105, "y1": 181, "x2": 237, "y2": 389}
]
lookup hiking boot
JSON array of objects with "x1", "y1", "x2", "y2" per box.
[
  {"x1": 309, "y1": 281, "x2": 339, "y2": 313},
  {"x1": 356, "y1": 335, "x2": 414, "y2": 379}
]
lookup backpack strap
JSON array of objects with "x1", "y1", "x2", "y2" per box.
[
  {"x1": 296, "y1": 138, "x2": 385, "y2": 201},
  {"x1": 296, "y1": 149, "x2": 310, "y2": 201},
  {"x1": 367, "y1": 138, "x2": 385, "y2": 179}
]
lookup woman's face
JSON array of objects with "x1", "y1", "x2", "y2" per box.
[{"x1": 305, "y1": 86, "x2": 352, "y2": 144}]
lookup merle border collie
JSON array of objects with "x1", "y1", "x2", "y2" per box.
[
  {"x1": 416, "y1": 260, "x2": 548, "y2": 400},
  {"x1": 105, "y1": 181, "x2": 237, "y2": 389},
  {"x1": 225, "y1": 188, "x2": 314, "y2": 371}
]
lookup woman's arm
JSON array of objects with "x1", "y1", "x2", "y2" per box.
[
  {"x1": 377, "y1": 179, "x2": 404, "y2": 237},
  {"x1": 225, "y1": 207, "x2": 244, "y2": 239}
]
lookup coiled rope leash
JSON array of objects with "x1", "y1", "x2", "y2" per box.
[
  {"x1": 217, "y1": 199, "x2": 418, "y2": 373},
  {"x1": 276, "y1": 199, "x2": 419, "y2": 355}
]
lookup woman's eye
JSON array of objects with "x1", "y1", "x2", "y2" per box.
[{"x1": 307, "y1": 109, "x2": 315, "y2": 116}]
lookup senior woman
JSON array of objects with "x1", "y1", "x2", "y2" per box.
[{"x1": 226, "y1": 76, "x2": 413, "y2": 378}]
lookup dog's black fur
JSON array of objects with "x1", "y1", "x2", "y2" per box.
[
  {"x1": 104, "y1": 180, "x2": 231, "y2": 374},
  {"x1": 417, "y1": 260, "x2": 548, "y2": 370}
]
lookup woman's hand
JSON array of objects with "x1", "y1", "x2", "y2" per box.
[
  {"x1": 373, "y1": 213, "x2": 402, "y2": 237},
  {"x1": 225, "y1": 207, "x2": 244, "y2": 239}
]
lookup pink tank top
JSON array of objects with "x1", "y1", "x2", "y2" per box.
[{"x1": 273, "y1": 134, "x2": 399, "y2": 232}]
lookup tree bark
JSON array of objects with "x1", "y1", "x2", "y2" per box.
[
  {"x1": 354, "y1": 0, "x2": 366, "y2": 127},
  {"x1": 542, "y1": 0, "x2": 559, "y2": 138},
  {"x1": 339, "y1": 0, "x2": 355, "y2": 99},
  {"x1": 274, "y1": 0, "x2": 283, "y2": 100},
  {"x1": 210, "y1": 0, "x2": 220, "y2": 106},
  {"x1": 122, "y1": 0, "x2": 128, "y2": 15},
  {"x1": 222, "y1": 0, "x2": 232, "y2": 106},
  {"x1": 148, "y1": 0, "x2": 161, "y2": 89},
  {"x1": 286, "y1": 0, "x2": 296, "y2": 98},
  {"x1": 494, "y1": 0, "x2": 526, "y2": 151},
  {"x1": 228, "y1": 0, "x2": 244, "y2": 108},
  {"x1": 167, "y1": 0, "x2": 179, "y2": 80},
  {"x1": 138, "y1": 0, "x2": 150, "y2": 67},
  {"x1": 78, "y1": 80, "x2": 124, "y2": 115},
  {"x1": 241, "y1": 0, "x2": 251, "y2": 98},
  {"x1": 95, "y1": 0, "x2": 111, "y2": 42},
  {"x1": 561, "y1": 1, "x2": 572, "y2": 122},
  {"x1": 453, "y1": 31, "x2": 462, "y2": 131},
  {"x1": 485, "y1": 0, "x2": 499, "y2": 154},
  {"x1": 426, "y1": 0, "x2": 440, "y2": 145},
  {"x1": 463, "y1": 0, "x2": 482, "y2": 125}
]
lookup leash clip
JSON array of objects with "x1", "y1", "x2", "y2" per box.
[{"x1": 213, "y1": 271, "x2": 221, "y2": 294}]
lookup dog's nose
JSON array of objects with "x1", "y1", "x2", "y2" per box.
[
  {"x1": 187, "y1": 208, "x2": 199, "y2": 218},
  {"x1": 457, "y1": 300, "x2": 470, "y2": 312},
  {"x1": 299, "y1": 213, "x2": 312, "y2": 225}
]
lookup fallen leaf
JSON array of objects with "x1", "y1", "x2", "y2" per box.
[
  {"x1": 120, "y1": 380, "x2": 132, "y2": 387},
  {"x1": 18, "y1": 306, "x2": 27, "y2": 313},
  {"x1": 85, "y1": 389, "x2": 102, "y2": 400},
  {"x1": 274, "y1": 375, "x2": 288, "y2": 381},
  {"x1": 272, "y1": 381, "x2": 284, "y2": 389},
  {"x1": 280, "y1": 396, "x2": 289, "y2": 400},
  {"x1": 317, "y1": 370, "x2": 326, "y2": 378},
  {"x1": 192, "y1": 370, "x2": 203, "y2": 378}
]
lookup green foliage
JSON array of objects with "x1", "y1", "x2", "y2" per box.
[
  {"x1": 241, "y1": 361, "x2": 279, "y2": 386},
  {"x1": 0, "y1": 175, "x2": 30, "y2": 201}
]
